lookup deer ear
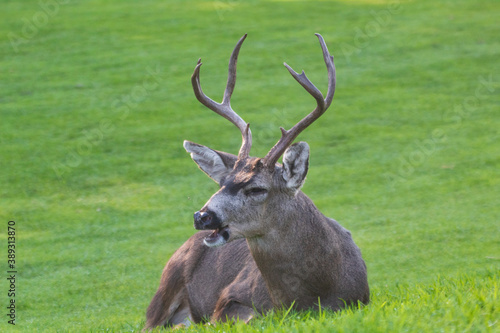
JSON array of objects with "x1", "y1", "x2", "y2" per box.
[
  {"x1": 282, "y1": 142, "x2": 310, "y2": 192},
  {"x1": 183, "y1": 141, "x2": 237, "y2": 183}
]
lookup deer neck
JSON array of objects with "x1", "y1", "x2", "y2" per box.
[{"x1": 245, "y1": 191, "x2": 340, "y2": 307}]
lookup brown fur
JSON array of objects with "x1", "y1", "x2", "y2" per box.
[{"x1": 145, "y1": 232, "x2": 272, "y2": 329}]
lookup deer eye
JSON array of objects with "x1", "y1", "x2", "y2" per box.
[{"x1": 244, "y1": 187, "x2": 268, "y2": 197}]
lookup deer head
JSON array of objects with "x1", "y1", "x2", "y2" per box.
[{"x1": 184, "y1": 33, "x2": 336, "y2": 247}]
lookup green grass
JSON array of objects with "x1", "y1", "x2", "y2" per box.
[
  {"x1": 1, "y1": 0, "x2": 499, "y2": 332},
  {"x1": 175, "y1": 270, "x2": 499, "y2": 333}
]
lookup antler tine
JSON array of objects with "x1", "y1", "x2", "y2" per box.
[
  {"x1": 191, "y1": 34, "x2": 252, "y2": 159},
  {"x1": 263, "y1": 33, "x2": 336, "y2": 168}
]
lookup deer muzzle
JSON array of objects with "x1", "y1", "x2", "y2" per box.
[{"x1": 193, "y1": 210, "x2": 230, "y2": 247}]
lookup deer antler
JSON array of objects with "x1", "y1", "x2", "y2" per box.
[
  {"x1": 191, "y1": 34, "x2": 252, "y2": 160},
  {"x1": 263, "y1": 33, "x2": 336, "y2": 168}
]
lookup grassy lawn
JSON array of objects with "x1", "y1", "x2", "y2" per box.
[{"x1": 1, "y1": 0, "x2": 498, "y2": 332}]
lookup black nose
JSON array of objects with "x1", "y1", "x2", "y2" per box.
[
  {"x1": 194, "y1": 210, "x2": 220, "y2": 230},
  {"x1": 194, "y1": 211, "x2": 211, "y2": 225}
]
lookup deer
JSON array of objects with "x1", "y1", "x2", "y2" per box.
[{"x1": 144, "y1": 33, "x2": 369, "y2": 330}]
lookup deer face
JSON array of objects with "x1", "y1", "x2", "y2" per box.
[{"x1": 184, "y1": 141, "x2": 310, "y2": 247}]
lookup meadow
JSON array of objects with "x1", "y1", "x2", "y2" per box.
[{"x1": 0, "y1": 0, "x2": 498, "y2": 331}]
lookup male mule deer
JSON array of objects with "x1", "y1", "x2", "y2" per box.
[{"x1": 145, "y1": 34, "x2": 369, "y2": 330}]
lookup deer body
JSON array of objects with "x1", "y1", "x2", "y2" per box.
[
  {"x1": 246, "y1": 190, "x2": 369, "y2": 311},
  {"x1": 146, "y1": 232, "x2": 271, "y2": 327},
  {"x1": 145, "y1": 34, "x2": 369, "y2": 330}
]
